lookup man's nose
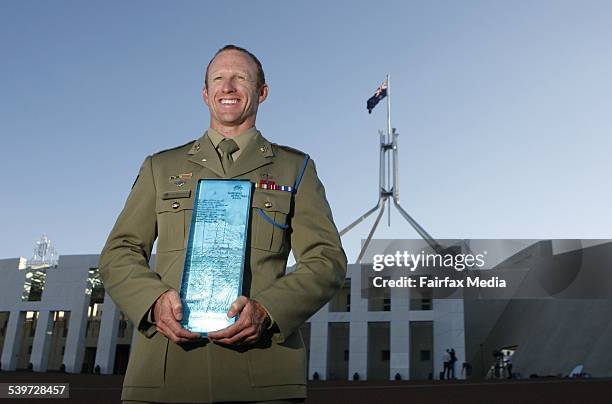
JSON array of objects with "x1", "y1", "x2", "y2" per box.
[{"x1": 221, "y1": 78, "x2": 236, "y2": 92}]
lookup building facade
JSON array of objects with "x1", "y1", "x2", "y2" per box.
[{"x1": 0, "y1": 255, "x2": 465, "y2": 380}]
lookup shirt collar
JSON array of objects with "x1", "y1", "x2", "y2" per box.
[{"x1": 207, "y1": 127, "x2": 258, "y2": 152}]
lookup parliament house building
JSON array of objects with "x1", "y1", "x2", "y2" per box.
[{"x1": 2, "y1": 238, "x2": 611, "y2": 380}]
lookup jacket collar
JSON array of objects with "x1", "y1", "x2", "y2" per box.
[{"x1": 187, "y1": 130, "x2": 274, "y2": 178}]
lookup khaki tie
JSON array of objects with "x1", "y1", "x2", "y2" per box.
[{"x1": 218, "y1": 138, "x2": 239, "y2": 174}]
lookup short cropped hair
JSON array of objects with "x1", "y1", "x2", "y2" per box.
[{"x1": 204, "y1": 45, "x2": 266, "y2": 90}]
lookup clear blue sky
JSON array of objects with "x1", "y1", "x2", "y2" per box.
[{"x1": 2, "y1": 0, "x2": 612, "y2": 261}]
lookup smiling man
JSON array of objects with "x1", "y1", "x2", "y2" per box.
[{"x1": 99, "y1": 45, "x2": 347, "y2": 403}]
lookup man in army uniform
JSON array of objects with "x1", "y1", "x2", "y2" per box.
[{"x1": 99, "y1": 45, "x2": 347, "y2": 403}]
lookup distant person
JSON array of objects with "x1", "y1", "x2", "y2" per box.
[
  {"x1": 443, "y1": 349, "x2": 451, "y2": 380},
  {"x1": 493, "y1": 350, "x2": 504, "y2": 378},
  {"x1": 506, "y1": 353, "x2": 513, "y2": 379},
  {"x1": 450, "y1": 348, "x2": 457, "y2": 379}
]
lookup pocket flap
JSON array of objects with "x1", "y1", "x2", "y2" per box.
[
  {"x1": 156, "y1": 197, "x2": 194, "y2": 213},
  {"x1": 251, "y1": 191, "x2": 292, "y2": 214}
]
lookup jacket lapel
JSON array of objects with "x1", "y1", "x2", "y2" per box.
[{"x1": 187, "y1": 133, "x2": 224, "y2": 177}]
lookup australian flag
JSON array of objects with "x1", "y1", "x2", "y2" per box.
[{"x1": 366, "y1": 79, "x2": 388, "y2": 114}]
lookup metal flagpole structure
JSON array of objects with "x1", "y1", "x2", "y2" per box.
[{"x1": 340, "y1": 74, "x2": 443, "y2": 263}]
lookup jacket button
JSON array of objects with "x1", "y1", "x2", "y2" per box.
[
  {"x1": 172, "y1": 201, "x2": 180, "y2": 209},
  {"x1": 264, "y1": 201, "x2": 272, "y2": 209}
]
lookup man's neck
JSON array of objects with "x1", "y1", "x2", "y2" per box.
[{"x1": 210, "y1": 121, "x2": 256, "y2": 138}]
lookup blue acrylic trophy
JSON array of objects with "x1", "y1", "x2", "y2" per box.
[{"x1": 179, "y1": 179, "x2": 252, "y2": 336}]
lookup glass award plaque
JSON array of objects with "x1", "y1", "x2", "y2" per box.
[{"x1": 179, "y1": 179, "x2": 252, "y2": 335}]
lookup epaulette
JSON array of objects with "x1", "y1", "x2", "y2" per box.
[
  {"x1": 272, "y1": 143, "x2": 307, "y2": 158},
  {"x1": 153, "y1": 139, "x2": 196, "y2": 157}
]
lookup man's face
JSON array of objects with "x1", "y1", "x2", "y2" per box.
[{"x1": 203, "y1": 50, "x2": 268, "y2": 133}]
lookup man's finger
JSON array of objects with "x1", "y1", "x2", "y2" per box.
[
  {"x1": 227, "y1": 296, "x2": 248, "y2": 318},
  {"x1": 164, "y1": 317, "x2": 200, "y2": 340},
  {"x1": 167, "y1": 292, "x2": 183, "y2": 321},
  {"x1": 243, "y1": 333, "x2": 261, "y2": 344},
  {"x1": 176, "y1": 327, "x2": 201, "y2": 339},
  {"x1": 157, "y1": 324, "x2": 187, "y2": 344},
  {"x1": 208, "y1": 322, "x2": 241, "y2": 340},
  {"x1": 213, "y1": 327, "x2": 254, "y2": 346},
  {"x1": 210, "y1": 315, "x2": 257, "y2": 344},
  {"x1": 209, "y1": 306, "x2": 255, "y2": 340},
  {"x1": 158, "y1": 324, "x2": 199, "y2": 343}
]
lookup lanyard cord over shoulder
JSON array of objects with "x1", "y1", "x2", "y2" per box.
[{"x1": 292, "y1": 154, "x2": 310, "y2": 191}]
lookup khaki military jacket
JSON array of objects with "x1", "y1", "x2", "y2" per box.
[{"x1": 99, "y1": 131, "x2": 347, "y2": 403}]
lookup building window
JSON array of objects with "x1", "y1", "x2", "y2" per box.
[
  {"x1": 55, "y1": 311, "x2": 71, "y2": 338},
  {"x1": 0, "y1": 312, "x2": 8, "y2": 336},
  {"x1": 25, "y1": 311, "x2": 38, "y2": 337},
  {"x1": 368, "y1": 278, "x2": 391, "y2": 312},
  {"x1": 86, "y1": 268, "x2": 105, "y2": 301},
  {"x1": 329, "y1": 279, "x2": 351, "y2": 312},
  {"x1": 410, "y1": 288, "x2": 433, "y2": 311},
  {"x1": 22, "y1": 268, "x2": 48, "y2": 301},
  {"x1": 420, "y1": 350, "x2": 431, "y2": 361},
  {"x1": 381, "y1": 350, "x2": 390, "y2": 361}
]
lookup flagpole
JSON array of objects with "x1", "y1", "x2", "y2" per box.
[
  {"x1": 340, "y1": 74, "x2": 444, "y2": 262},
  {"x1": 386, "y1": 74, "x2": 391, "y2": 141},
  {"x1": 386, "y1": 74, "x2": 391, "y2": 226}
]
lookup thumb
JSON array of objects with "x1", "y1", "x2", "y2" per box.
[
  {"x1": 170, "y1": 293, "x2": 183, "y2": 321},
  {"x1": 227, "y1": 296, "x2": 248, "y2": 317}
]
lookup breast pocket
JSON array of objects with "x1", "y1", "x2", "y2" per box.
[
  {"x1": 156, "y1": 192, "x2": 194, "y2": 252},
  {"x1": 250, "y1": 191, "x2": 292, "y2": 253}
]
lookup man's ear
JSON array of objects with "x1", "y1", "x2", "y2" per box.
[
  {"x1": 202, "y1": 86, "x2": 210, "y2": 106},
  {"x1": 258, "y1": 84, "x2": 269, "y2": 104}
]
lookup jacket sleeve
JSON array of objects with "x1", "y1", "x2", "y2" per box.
[
  {"x1": 253, "y1": 159, "x2": 348, "y2": 342},
  {"x1": 99, "y1": 156, "x2": 172, "y2": 338}
]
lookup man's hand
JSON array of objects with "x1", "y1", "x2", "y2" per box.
[
  {"x1": 207, "y1": 296, "x2": 270, "y2": 346},
  {"x1": 153, "y1": 289, "x2": 201, "y2": 343}
]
